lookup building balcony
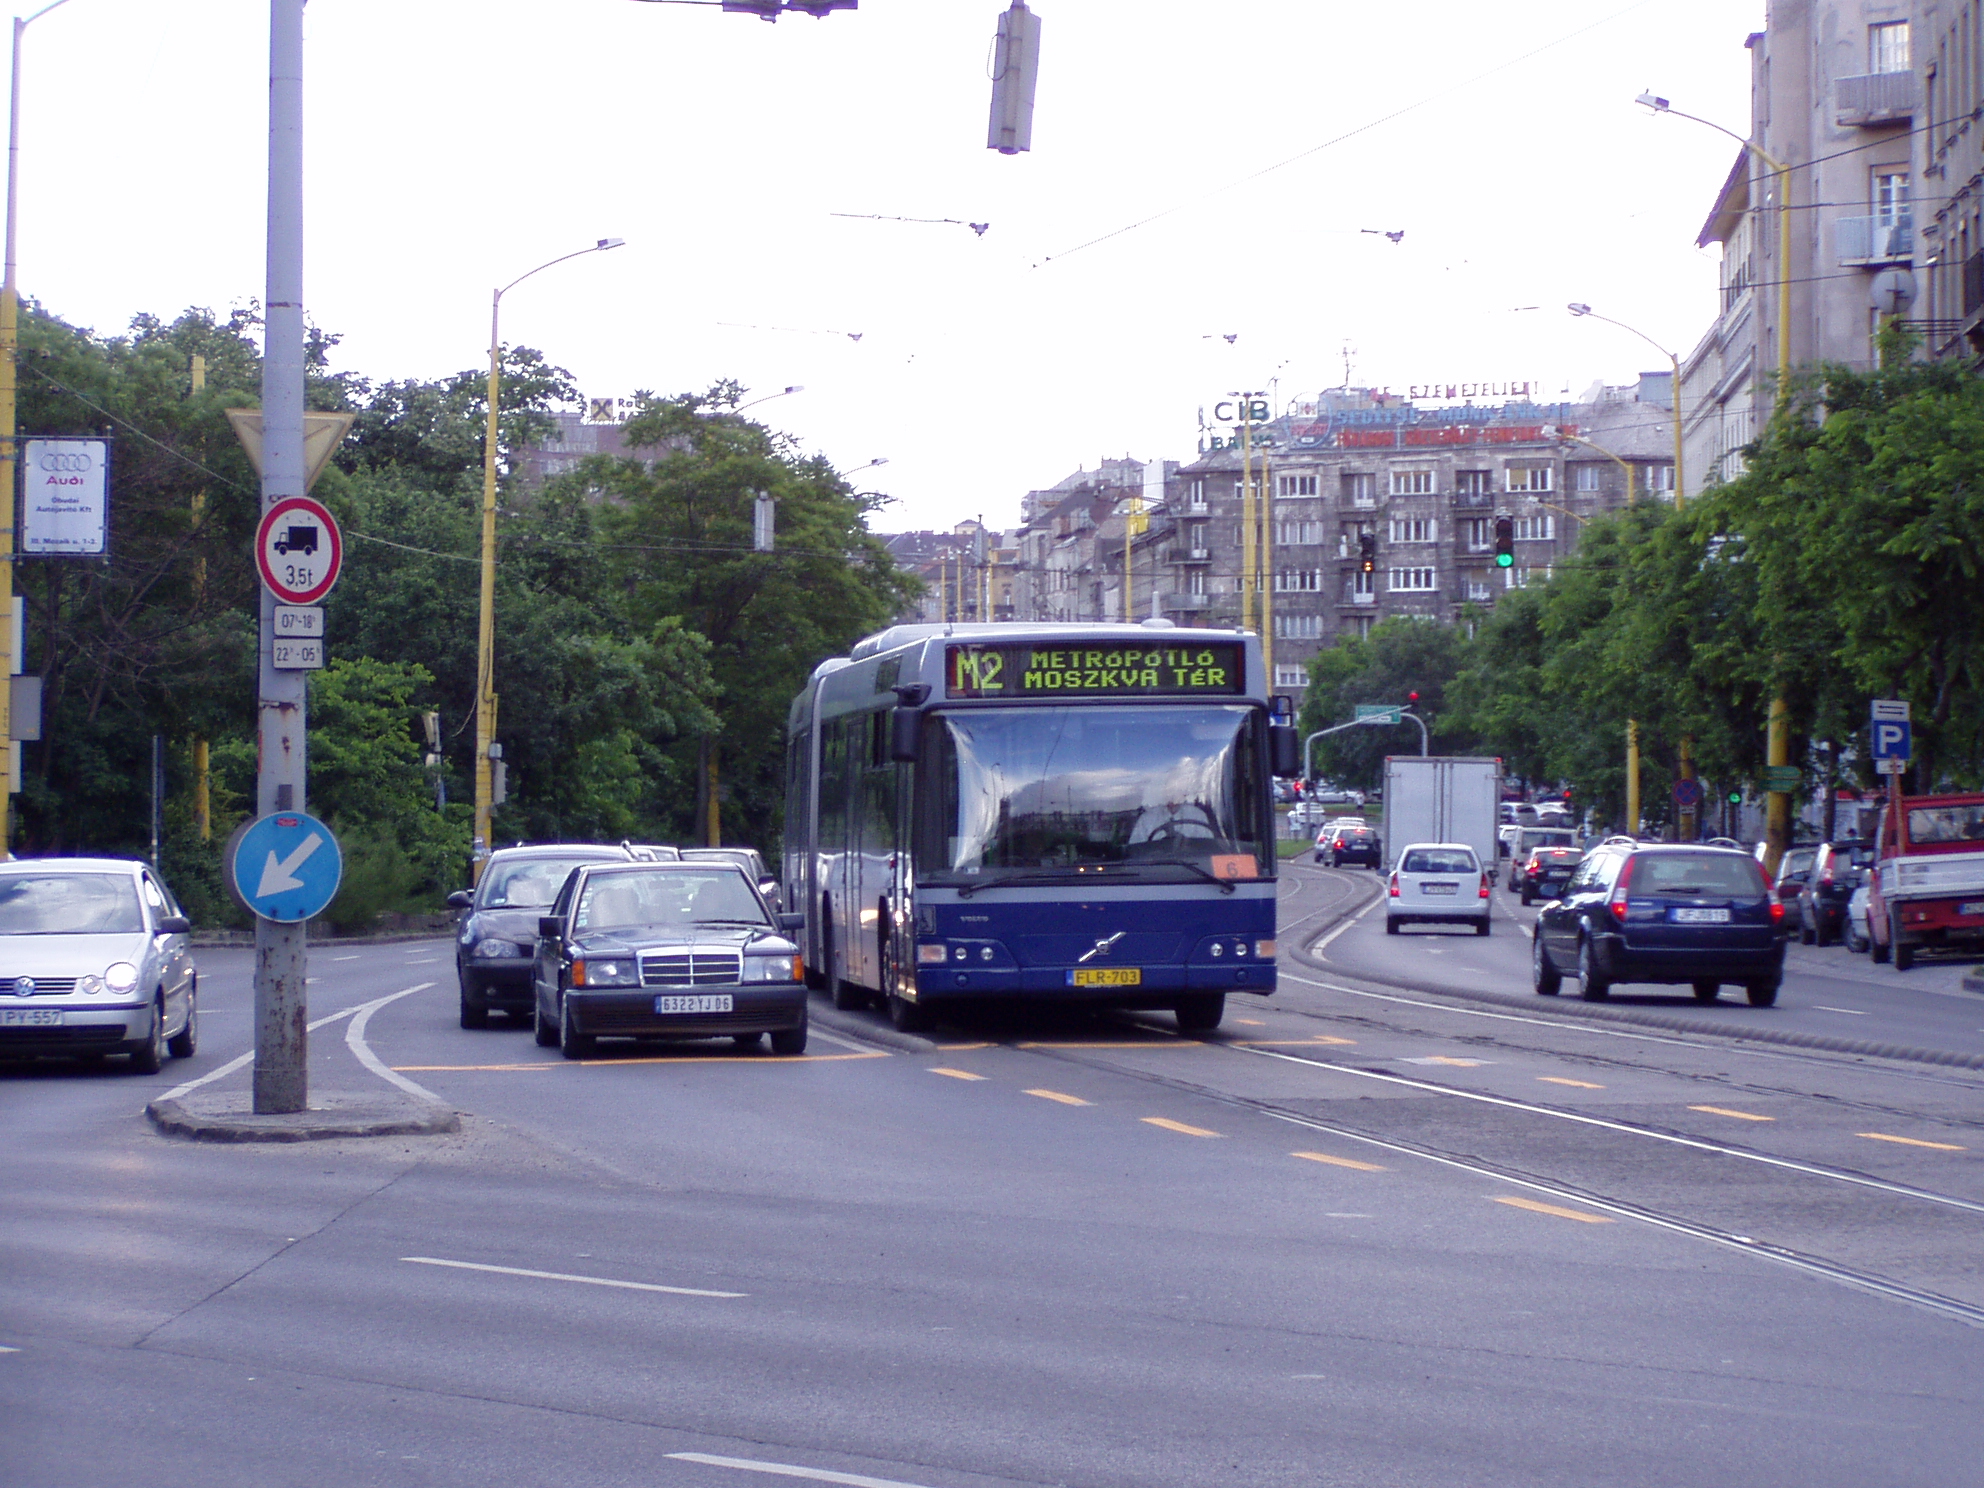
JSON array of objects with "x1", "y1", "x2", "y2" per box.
[
  {"x1": 1835, "y1": 70, "x2": 1916, "y2": 127},
  {"x1": 1161, "y1": 592, "x2": 1209, "y2": 613},
  {"x1": 1452, "y1": 489, "x2": 1495, "y2": 509},
  {"x1": 1837, "y1": 213, "x2": 1912, "y2": 266},
  {"x1": 1166, "y1": 548, "x2": 1213, "y2": 564},
  {"x1": 1338, "y1": 590, "x2": 1377, "y2": 607}
]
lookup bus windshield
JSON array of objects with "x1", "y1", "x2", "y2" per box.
[{"x1": 921, "y1": 705, "x2": 1269, "y2": 882}]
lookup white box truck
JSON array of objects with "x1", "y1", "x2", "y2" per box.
[{"x1": 1381, "y1": 756, "x2": 1503, "y2": 871}]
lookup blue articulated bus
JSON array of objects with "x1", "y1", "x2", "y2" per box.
[{"x1": 782, "y1": 622, "x2": 1303, "y2": 1033}]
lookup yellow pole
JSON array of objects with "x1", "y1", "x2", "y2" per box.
[
  {"x1": 1764, "y1": 695, "x2": 1790, "y2": 877},
  {"x1": 1626, "y1": 720, "x2": 1640, "y2": 837},
  {"x1": 472, "y1": 290, "x2": 500, "y2": 882},
  {"x1": 1238, "y1": 410, "x2": 1255, "y2": 631},
  {"x1": 1669, "y1": 352, "x2": 1686, "y2": 507},
  {"x1": 1260, "y1": 453, "x2": 1274, "y2": 685},
  {"x1": 705, "y1": 744, "x2": 720, "y2": 847},
  {"x1": 1122, "y1": 507, "x2": 1133, "y2": 623},
  {"x1": 1678, "y1": 735, "x2": 1696, "y2": 842}
]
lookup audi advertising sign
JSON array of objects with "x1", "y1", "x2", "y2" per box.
[{"x1": 22, "y1": 438, "x2": 108, "y2": 554}]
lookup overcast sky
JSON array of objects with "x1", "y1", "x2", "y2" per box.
[{"x1": 21, "y1": 0, "x2": 1759, "y2": 531}]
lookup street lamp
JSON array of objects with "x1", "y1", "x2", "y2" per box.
[
  {"x1": 732, "y1": 384, "x2": 804, "y2": 413},
  {"x1": 1635, "y1": 91, "x2": 1793, "y2": 402},
  {"x1": 1637, "y1": 89, "x2": 1797, "y2": 870},
  {"x1": 1566, "y1": 302, "x2": 1687, "y2": 507},
  {"x1": 473, "y1": 237, "x2": 626, "y2": 877},
  {"x1": 0, "y1": 0, "x2": 80, "y2": 858}
]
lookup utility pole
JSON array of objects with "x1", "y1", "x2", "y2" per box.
[
  {"x1": 253, "y1": 0, "x2": 309, "y2": 1113},
  {"x1": 190, "y1": 354, "x2": 210, "y2": 841},
  {"x1": 1260, "y1": 452, "x2": 1275, "y2": 687},
  {"x1": 1238, "y1": 401, "x2": 1255, "y2": 631}
]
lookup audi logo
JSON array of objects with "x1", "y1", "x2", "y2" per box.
[{"x1": 38, "y1": 452, "x2": 94, "y2": 473}]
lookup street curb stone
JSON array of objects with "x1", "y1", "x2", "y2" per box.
[
  {"x1": 146, "y1": 1090, "x2": 460, "y2": 1143},
  {"x1": 808, "y1": 998, "x2": 939, "y2": 1054}
]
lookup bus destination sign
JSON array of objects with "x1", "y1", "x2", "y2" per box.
[{"x1": 946, "y1": 643, "x2": 1246, "y2": 698}]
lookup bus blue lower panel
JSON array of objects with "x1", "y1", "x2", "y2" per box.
[{"x1": 912, "y1": 886, "x2": 1275, "y2": 1001}]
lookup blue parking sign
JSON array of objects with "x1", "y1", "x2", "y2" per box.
[
  {"x1": 1871, "y1": 719, "x2": 1912, "y2": 761},
  {"x1": 227, "y1": 812, "x2": 344, "y2": 923}
]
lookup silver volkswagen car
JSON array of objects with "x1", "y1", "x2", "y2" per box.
[{"x1": 0, "y1": 858, "x2": 198, "y2": 1072}]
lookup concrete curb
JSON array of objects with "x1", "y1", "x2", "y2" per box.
[
  {"x1": 191, "y1": 930, "x2": 454, "y2": 950},
  {"x1": 808, "y1": 998, "x2": 940, "y2": 1054},
  {"x1": 1964, "y1": 969, "x2": 1984, "y2": 997},
  {"x1": 146, "y1": 1090, "x2": 460, "y2": 1143}
]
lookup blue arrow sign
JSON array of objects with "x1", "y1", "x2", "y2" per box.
[
  {"x1": 228, "y1": 812, "x2": 343, "y2": 923},
  {"x1": 1872, "y1": 719, "x2": 1912, "y2": 761}
]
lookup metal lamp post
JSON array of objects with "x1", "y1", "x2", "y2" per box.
[
  {"x1": 0, "y1": 0, "x2": 80, "y2": 861},
  {"x1": 471, "y1": 238, "x2": 624, "y2": 881},
  {"x1": 1565, "y1": 303, "x2": 1686, "y2": 507}
]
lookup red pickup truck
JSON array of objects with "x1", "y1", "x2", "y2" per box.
[{"x1": 1866, "y1": 793, "x2": 1984, "y2": 970}]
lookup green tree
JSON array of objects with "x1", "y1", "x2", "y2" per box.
[{"x1": 1295, "y1": 617, "x2": 1475, "y2": 788}]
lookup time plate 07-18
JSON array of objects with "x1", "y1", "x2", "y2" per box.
[{"x1": 1068, "y1": 968, "x2": 1141, "y2": 987}]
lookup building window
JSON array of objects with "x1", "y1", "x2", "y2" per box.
[
  {"x1": 1187, "y1": 569, "x2": 1207, "y2": 595},
  {"x1": 1455, "y1": 469, "x2": 1492, "y2": 497},
  {"x1": 1465, "y1": 580, "x2": 1494, "y2": 602},
  {"x1": 1275, "y1": 520, "x2": 1324, "y2": 545},
  {"x1": 1388, "y1": 517, "x2": 1436, "y2": 543},
  {"x1": 1274, "y1": 665, "x2": 1309, "y2": 688},
  {"x1": 1275, "y1": 569, "x2": 1322, "y2": 591},
  {"x1": 1342, "y1": 473, "x2": 1378, "y2": 507},
  {"x1": 1276, "y1": 613, "x2": 1324, "y2": 639},
  {"x1": 1388, "y1": 567, "x2": 1437, "y2": 592},
  {"x1": 1188, "y1": 478, "x2": 1206, "y2": 510},
  {"x1": 1390, "y1": 468, "x2": 1434, "y2": 496},
  {"x1": 1643, "y1": 464, "x2": 1675, "y2": 494},
  {"x1": 1353, "y1": 615, "x2": 1375, "y2": 638},
  {"x1": 1351, "y1": 569, "x2": 1374, "y2": 597},
  {"x1": 1462, "y1": 517, "x2": 1491, "y2": 551},
  {"x1": 1873, "y1": 170, "x2": 1910, "y2": 224},
  {"x1": 1513, "y1": 514, "x2": 1554, "y2": 542},
  {"x1": 1277, "y1": 473, "x2": 1318, "y2": 498},
  {"x1": 1869, "y1": 19, "x2": 1909, "y2": 74},
  {"x1": 1573, "y1": 463, "x2": 1603, "y2": 492},
  {"x1": 1506, "y1": 465, "x2": 1554, "y2": 493}
]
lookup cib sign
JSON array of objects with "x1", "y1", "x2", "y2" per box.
[{"x1": 22, "y1": 439, "x2": 109, "y2": 554}]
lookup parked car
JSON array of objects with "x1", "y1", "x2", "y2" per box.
[
  {"x1": 1796, "y1": 841, "x2": 1876, "y2": 946},
  {"x1": 449, "y1": 844, "x2": 639, "y2": 1028},
  {"x1": 679, "y1": 846, "x2": 777, "y2": 899},
  {"x1": 0, "y1": 858, "x2": 197, "y2": 1071},
  {"x1": 1532, "y1": 842, "x2": 1786, "y2": 1005},
  {"x1": 1772, "y1": 844, "x2": 1819, "y2": 902},
  {"x1": 1844, "y1": 879, "x2": 1873, "y2": 953},
  {"x1": 1311, "y1": 783, "x2": 1366, "y2": 807},
  {"x1": 1514, "y1": 843, "x2": 1584, "y2": 905},
  {"x1": 1506, "y1": 827, "x2": 1578, "y2": 890},
  {"x1": 531, "y1": 860, "x2": 808, "y2": 1058},
  {"x1": 1385, "y1": 843, "x2": 1491, "y2": 936},
  {"x1": 1319, "y1": 822, "x2": 1382, "y2": 868}
]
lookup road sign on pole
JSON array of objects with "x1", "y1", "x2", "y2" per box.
[
  {"x1": 1762, "y1": 765, "x2": 1801, "y2": 793},
  {"x1": 1871, "y1": 699, "x2": 1910, "y2": 723},
  {"x1": 256, "y1": 495, "x2": 343, "y2": 605},
  {"x1": 226, "y1": 812, "x2": 343, "y2": 924},
  {"x1": 1876, "y1": 757, "x2": 1909, "y2": 775},
  {"x1": 1355, "y1": 703, "x2": 1404, "y2": 724},
  {"x1": 1871, "y1": 719, "x2": 1912, "y2": 761},
  {"x1": 1672, "y1": 778, "x2": 1704, "y2": 807}
]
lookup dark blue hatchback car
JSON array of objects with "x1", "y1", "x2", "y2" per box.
[{"x1": 1532, "y1": 842, "x2": 1787, "y2": 1006}]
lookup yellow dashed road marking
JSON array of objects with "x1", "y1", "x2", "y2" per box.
[
  {"x1": 1234, "y1": 1036, "x2": 1356, "y2": 1047},
  {"x1": 1493, "y1": 1195, "x2": 1614, "y2": 1224},
  {"x1": 1689, "y1": 1104, "x2": 1774, "y2": 1122},
  {"x1": 1142, "y1": 1117, "x2": 1221, "y2": 1137},
  {"x1": 1024, "y1": 1088, "x2": 1091, "y2": 1106},
  {"x1": 1858, "y1": 1132, "x2": 1967, "y2": 1152},
  {"x1": 1538, "y1": 1077, "x2": 1605, "y2": 1090},
  {"x1": 1292, "y1": 1151, "x2": 1386, "y2": 1172},
  {"x1": 929, "y1": 1067, "x2": 986, "y2": 1081}
]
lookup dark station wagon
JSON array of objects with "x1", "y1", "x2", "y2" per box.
[{"x1": 1532, "y1": 842, "x2": 1787, "y2": 1005}]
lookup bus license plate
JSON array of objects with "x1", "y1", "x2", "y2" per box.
[
  {"x1": 655, "y1": 994, "x2": 733, "y2": 1014},
  {"x1": 1672, "y1": 908, "x2": 1730, "y2": 923},
  {"x1": 0, "y1": 1008, "x2": 62, "y2": 1027},
  {"x1": 1068, "y1": 968, "x2": 1141, "y2": 987}
]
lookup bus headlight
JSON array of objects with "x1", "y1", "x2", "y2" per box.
[
  {"x1": 917, "y1": 943, "x2": 947, "y2": 964},
  {"x1": 1254, "y1": 939, "x2": 1277, "y2": 959}
]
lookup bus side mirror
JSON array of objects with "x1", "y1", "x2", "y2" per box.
[
  {"x1": 891, "y1": 707, "x2": 921, "y2": 763},
  {"x1": 1269, "y1": 724, "x2": 1301, "y2": 778}
]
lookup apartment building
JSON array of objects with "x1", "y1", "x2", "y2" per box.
[
  {"x1": 1915, "y1": 2, "x2": 1984, "y2": 356},
  {"x1": 1681, "y1": 4, "x2": 1920, "y2": 490}
]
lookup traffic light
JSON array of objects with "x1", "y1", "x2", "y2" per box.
[
  {"x1": 1358, "y1": 530, "x2": 1377, "y2": 574},
  {"x1": 1727, "y1": 789, "x2": 1743, "y2": 805},
  {"x1": 988, "y1": 2, "x2": 1042, "y2": 154},
  {"x1": 1493, "y1": 516, "x2": 1515, "y2": 569}
]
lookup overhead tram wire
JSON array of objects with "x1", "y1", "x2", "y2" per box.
[{"x1": 1031, "y1": 0, "x2": 1659, "y2": 268}]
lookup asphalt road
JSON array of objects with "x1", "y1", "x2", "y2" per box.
[{"x1": 4, "y1": 890, "x2": 1983, "y2": 1488}]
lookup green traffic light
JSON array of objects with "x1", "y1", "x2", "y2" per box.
[
  {"x1": 1494, "y1": 553, "x2": 1515, "y2": 568},
  {"x1": 1726, "y1": 791, "x2": 1742, "y2": 804}
]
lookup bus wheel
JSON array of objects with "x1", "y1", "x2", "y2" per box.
[
  {"x1": 825, "y1": 905, "x2": 867, "y2": 1010},
  {"x1": 1174, "y1": 994, "x2": 1224, "y2": 1034},
  {"x1": 887, "y1": 991, "x2": 929, "y2": 1033}
]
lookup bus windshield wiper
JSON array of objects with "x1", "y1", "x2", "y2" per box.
[{"x1": 1130, "y1": 859, "x2": 1244, "y2": 893}]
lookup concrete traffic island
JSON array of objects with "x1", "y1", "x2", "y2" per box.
[{"x1": 146, "y1": 1090, "x2": 459, "y2": 1143}]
